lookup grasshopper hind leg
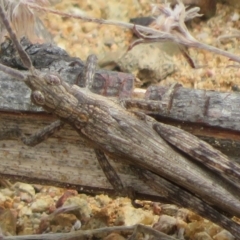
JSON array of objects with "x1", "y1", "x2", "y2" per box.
[{"x1": 94, "y1": 149, "x2": 140, "y2": 206}]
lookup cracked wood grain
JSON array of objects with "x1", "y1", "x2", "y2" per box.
[
  {"x1": 0, "y1": 112, "x2": 160, "y2": 198},
  {"x1": 125, "y1": 84, "x2": 240, "y2": 131}
]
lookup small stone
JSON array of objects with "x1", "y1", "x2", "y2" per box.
[
  {"x1": 176, "y1": 208, "x2": 190, "y2": 222},
  {"x1": 231, "y1": 12, "x2": 239, "y2": 21},
  {"x1": 160, "y1": 204, "x2": 179, "y2": 216},
  {"x1": 0, "y1": 209, "x2": 16, "y2": 235},
  {"x1": 119, "y1": 205, "x2": 154, "y2": 226},
  {"x1": 152, "y1": 202, "x2": 162, "y2": 215},
  {"x1": 187, "y1": 211, "x2": 203, "y2": 222},
  {"x1": 50, "y1": 213, "x2": 78, "y2": 227},
  {"x1": 71, "y1": 219, "x2": 81, "y2": 230},
  {"x1": 206, "y1": 224, "x2": 221, "y2": 237},
  {"x1": 118, "y1": 43, "x2": 175, "y2": 86},
  {"x1": 64, "y1": 196, "x2": 92, "y2": 221},
  {"x1": 82, "y1": 22, "x2": 97, "y2": 33},
  {"x1": 18, "y1": 206, "x2": 32, "y2": 217},
  {"x1": 83, "y1": 217, "x2": 108, "y2": 231},
  {"x1": 153, "y1": 215, "x2": 177, "y2": 235},
  {"x1": 194, "y1": 232, "x2": 213, "y2": 240},
  {"x1": 213, "y1": 230, "x2": 234, "y2": 240},
  {"x1": 45, "y1": 186, "x2": 64, "y2": 198},
  {"x1": 18, "y1": 192, "x2": 33, "y2": 203},
  {"x1": 20, "y1": 226, "x2": 34, "y2": 235},
  {"x1": 0, "y1": 192, "x2": 7, "y2": 202},
  {"x1": 0, "y1": 188, "x2": 14, "y2": 197},
  {"x1": 55, "y1": 190, "x2": 78, "y2": 208},
  {"x1": 0, "y1": 192, "x2": 12, "y2": 208},
  {"x1": 104, "y1": 233, "x2": 126, "y2": 240},
  {"x1": 94, "y1": 194, "x2": 112, "y2": 207},
  {"x1": 30, "y1": 195, "x2": 54, "y2": 213},
  {"x1": 3, "y1": 198, "x2": 13, "y2": 208},
  {"x1": 37, "y1": 217, "x2": 50, "y2": 234},
  {"x1": 13, "y1": 182, "x2": 35, "y2": 197}
]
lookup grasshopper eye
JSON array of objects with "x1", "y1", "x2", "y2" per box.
[
  {"x1": 45, "y1": 74, "x2": 61, "y2": 85},
  {"x1": 31, "y1": 90, "x2": 45, "y2": 106}
]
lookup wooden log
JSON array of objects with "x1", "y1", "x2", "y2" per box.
[
  {"x1": 144, "y1": 84, "x2": 240, "y2": 131},
  {"x1": 0, "y1": 110, "x2": 164, "y2": 199}
]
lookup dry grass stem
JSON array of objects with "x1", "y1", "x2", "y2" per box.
[
  {"x1": 23, "y1": 1, "x2": 240, "y2": 64},
  {"x1": 1, "y1": 224, "x2": 177, "y2": 240}
]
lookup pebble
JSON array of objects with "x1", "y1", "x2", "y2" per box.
[
  {"x1": 0, "y1": 188, "x2": 14, "y2": 197},
  {"x1": 120, "y1": 204, "x2": 154, "y2": 226},
  {"x1": 194, "y1": 231, "x2": 213, "y2": 240},
  {"x1": 30, "y1": 195, "x2": 54, "y2": 212},
  {"x1": 50, "y1": 213, "x2": 78, "y2": 228},
  {"x1": 213, "y1": 230, "x2": 234, "y2": 240},
  {"x1": 12, "y1": 182, "x2": 35, "y2": 197},
  {"x1": 0, "y1": 180, "x2": 236, "y2": 239},
  {"x1": 0, "y1": 192, "x2": 8, "y2": 203},
  {"x1": 55, "y1": 189, "x2": 78, "y2": 208},
  {"x1": 116, "y1": 43, "x2": 176, "y2": 87},
  {"x1": 18, "y1": 206, "x2": 32, "y2": 217},
  {"x1": 153, "y1": 214, "x2": 178, "y2": 234},
  {"x1": 0, "y1": 209, "x2": 16, "y2": 235},
  {"x1": 104, "y1": 233, "x2": 126, "y2": 240},
  {"x1": 71, "y1": 219, "x2": 81, "y2": 230}
]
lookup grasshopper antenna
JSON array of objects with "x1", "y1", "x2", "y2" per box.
[{"x1": 0, "y1": 5, "x2": 34, "y2": 74}]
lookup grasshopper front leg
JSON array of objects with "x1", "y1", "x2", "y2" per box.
[
  {"x1": 19, "y1": 54, "x2": 97, "y2": 146},
  {"x1": 19, "y1": 54, "x2": 96, "y2": 146},
  {"x1": 21, "y1": 120, "x2": 64, "y2": 146}
]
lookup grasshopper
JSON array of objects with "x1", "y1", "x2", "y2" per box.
[{"x1": 0, "y1": 4, "x2": 240, "y2": 237}]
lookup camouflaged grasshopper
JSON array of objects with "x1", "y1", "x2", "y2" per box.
[{"x1": 0, "y1": 3, "x2": 240, "y2": 237}]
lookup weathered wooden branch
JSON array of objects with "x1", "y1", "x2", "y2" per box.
[
  {"x1": 0, "y1": 110, "x2": 160, "y2": 198},
  {"x1": 135, "y1": 83, "x2": 240, "y2": 132}
]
